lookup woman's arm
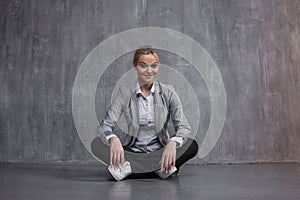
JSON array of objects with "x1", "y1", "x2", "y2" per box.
[
  {"x1": 168, "y1": 85, "x2": 191, "y2": 147},
  {"x1": 98, "y1": 88, "x2": 124, "y2": 145},
  {"x1": 160, "y1": 85, "x2": 192, "y2": 172},
  {"x1": 98, "y1": 88, "x2": 126, "y2": 167}
]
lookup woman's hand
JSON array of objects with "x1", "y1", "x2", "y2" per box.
[
  {"x1": 159, "y1": 141, "x2": 177, "y2": 172},
  {"x1": 109, "y1": 137, "x2": 125, "y2": 167}
]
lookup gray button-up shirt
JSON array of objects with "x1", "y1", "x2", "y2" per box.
[
  {"x1": 128, "y1": 82, "x2": 163, "y2": 152},
  {"x1": 136, "y1": 82, "x2": 155, "y2": 125}
]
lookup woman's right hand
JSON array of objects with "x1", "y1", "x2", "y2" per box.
[{"x1": 109, "y1": 137, "x2": 125, "y2": 167}]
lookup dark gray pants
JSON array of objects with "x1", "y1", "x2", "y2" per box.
[{"x1": 91, "y1": 137, "x2": 198, "y2": 174}]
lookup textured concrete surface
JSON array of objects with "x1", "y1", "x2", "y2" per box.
[
  {"x1": 0, "y1": 163, "x2": 300, "y2": 200},
  {"x1": 0, "y1": 0, "x2": 300, "y2": 164}
]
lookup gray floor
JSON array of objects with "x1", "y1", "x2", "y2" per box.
[{"x1": 0, "y1": 163, "x2": 300, "y2": 200}]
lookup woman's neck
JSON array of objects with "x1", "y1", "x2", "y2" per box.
[{"x1": 139, "y1": 81, "x2": 153, "y2": 96}]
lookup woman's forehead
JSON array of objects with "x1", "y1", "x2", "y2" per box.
[{"x1": 137, "y1": 54, "x2": 159, "y2": 63}]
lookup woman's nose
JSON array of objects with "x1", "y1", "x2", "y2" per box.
[{"x1": 146, "y1": 66, "x2": 152, "y2": 73}]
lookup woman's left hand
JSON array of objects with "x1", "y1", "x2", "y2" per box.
[{"x1": 159, "y1": 141, "x2": 177, "y2": 172}]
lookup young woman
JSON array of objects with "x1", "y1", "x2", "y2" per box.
[{"x1": 91, "y1": 46, "x2": 198, "y2": 181}]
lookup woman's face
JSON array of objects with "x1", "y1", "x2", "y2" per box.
[{"x1": 134, "y1": 53, "x2": 159, "y2": 86}]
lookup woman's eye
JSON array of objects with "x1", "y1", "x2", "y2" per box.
[
  {"x1": 139, "y1": 63, "x2": 158, "y2": 68},
  {"x1": 151, "y1": 64, "x2": 158, "y2": 68},
  {"x1": 140, "y1": 63, "x2": 148, "y2": 68}
]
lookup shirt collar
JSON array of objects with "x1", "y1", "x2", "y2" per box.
[{"x1": 135, "y1": 81, "x2": 156, "y2": 95}]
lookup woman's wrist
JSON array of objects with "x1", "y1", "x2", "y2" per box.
[
  {"x1": 168, "y1": 140, "x2": 177, "y2": 147},
  {"x1": 109, "y1": 136, "x2": 119, "y2": 144}
]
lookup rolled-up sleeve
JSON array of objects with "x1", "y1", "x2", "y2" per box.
[{"x1": 170, "y1": 136, "x2": 184, "y2": 148}]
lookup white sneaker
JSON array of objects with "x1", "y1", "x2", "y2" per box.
[
  {"x1": 108, "y1": 161, "x2": 132, "y2": 181},
  {"x1": 156, "y1": 166, "x2": 177, "y2": 180}
]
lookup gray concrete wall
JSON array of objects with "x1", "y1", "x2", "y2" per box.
[{"x1": 0, "y1": 0, "x2": 300, "y2": 164}]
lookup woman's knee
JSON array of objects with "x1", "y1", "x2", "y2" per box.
[
  {"x1": 91, "y1": 137, "x2": 101, "y2": 154},
  {"x1": 188, "y1": 139, "x2": 199, "y2": 158}
]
